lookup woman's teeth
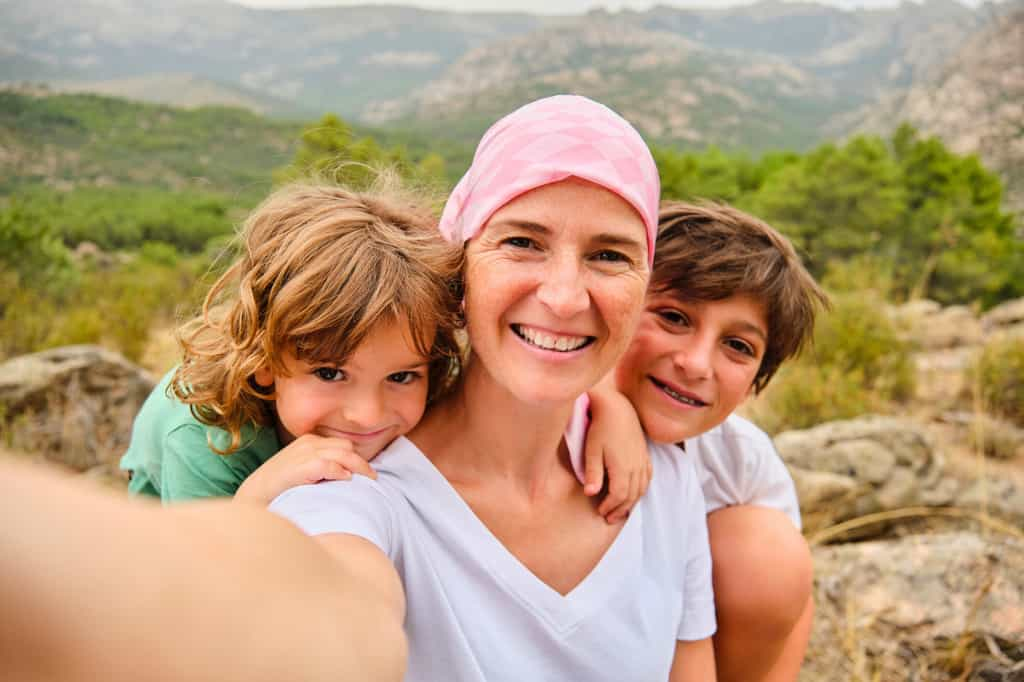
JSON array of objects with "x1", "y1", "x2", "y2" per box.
[{"x1": 513, "y1": 325, "x2": 591, "y2": 352}]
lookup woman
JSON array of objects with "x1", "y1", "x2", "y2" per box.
[
  {"x1": 0, "y1": 96, "x2": 715, "y2": 682},
  {"x1": 270, "y1": 95, "x2": 716, "y2": 681}
]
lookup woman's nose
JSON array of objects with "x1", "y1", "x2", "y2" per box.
[{"x1": 536, "y1": 255, "x2": 588, "y2": 318}]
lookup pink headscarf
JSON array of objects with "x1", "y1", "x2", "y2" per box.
[{"x1": 438, "y1": 94, "x2": 660, "y2": 266}]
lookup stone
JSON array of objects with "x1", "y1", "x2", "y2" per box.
[
  {"x1": 940, "y1": 411, "x2": 1024, "y2": 460},
  {"x1": 982, "y1": 297, "x2": 1024, "y2": 330},
  {"x1": 775, "y1": 416, "x2": 944, "y2": 535},
  {"x1": 956, "y1": 477, "x2": 1024, "y2": 529},
  {"x1": 0, "y1": 345, "x2": 154, "y2": 473},
  {"x1": 890, "y1": 301, "x2": 983, "y2": 350},
  {"x1": 802, "y1": 532, "x2": 1024, "y2": 682}
]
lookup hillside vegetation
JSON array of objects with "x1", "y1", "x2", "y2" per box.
[{"x1": 2, "y1": 91, "x2": 1021, "y2": 436}]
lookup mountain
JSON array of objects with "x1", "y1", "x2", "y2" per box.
[
  {"x1": 365, "y1": 16, "x2": 845, "y2": 152},
  {"x1": 854, "y1": 5, "x2": 1024, "y2": 208},
  {"x1": 0, "y1": 0, "x2": 1017, "y2": 155}
]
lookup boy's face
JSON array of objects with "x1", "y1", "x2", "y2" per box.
[
  {"x1": 614, "y1": 291, "x2": 768, "y2": 444},
  {"x1": 255, "y1": 319, "x2": 432, "y2": 460}
]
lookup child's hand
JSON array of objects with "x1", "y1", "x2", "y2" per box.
[
  {"x1": 234, "y1": 434, "x2": 377, "y2": 506},
  {"x1": 585, "y1": 381, "x2": 652, "y2": 524}
]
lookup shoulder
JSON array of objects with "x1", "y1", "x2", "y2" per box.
[
  {"x1": 269, "y1": 437, "x2": 425, "y2": 556},
  {"x1": 645, "y1": 440, "x2": 705, "y2": 513},
  {"x1": 694, "y1": 414, "x2": 775, "y2": 455}
]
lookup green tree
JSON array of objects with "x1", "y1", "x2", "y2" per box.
[
  {"x1": 748, "y1": 136, "x2": 908, "y2": 276},
  {"x1": 277, "y1": 114, "x2": 412, "y2": 188},
  {"x1": 892, "y1": 124, "x2": 1021, "y2": 307}
]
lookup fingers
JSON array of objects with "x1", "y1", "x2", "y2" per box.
[
  {"x1": 597, "y1": 465, "x2": 632, "y2": 520},
  {"x1": 582, "y1": 439, "x2": 605, "y2": 497},
  {"x1": 318, "y1": 445, "x2": 377, "y2": 481}
]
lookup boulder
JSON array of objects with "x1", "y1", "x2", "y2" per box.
[
  {"x1": 890, "y1": 301, "x2": 983, "y2": 350},
  {"x1": 775, "y1": 415, "x2": 946, "y2": 534},
  {"x1": 956, "y1": 477, "x2": 1024, "y2": 529},
  {"x1": 0, "y1": 345, "x2": 154, "y2": 473},
  {"x1": 982, "y1": 297, "x2": 1024, "y2": 330},
  {"x1": 802, "y1": 532, "x2": 1024, "y2": 682},
  {"x1": 939, "y1": 411, "x2": 1024, "y2": 460}
]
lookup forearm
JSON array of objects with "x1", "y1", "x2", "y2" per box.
[
  {"x1": 669, "y1": 638, "x2": 717, "y2": 682},
  {"x1": 0, "y1": 459, "x2": 406, "y2": 682}
]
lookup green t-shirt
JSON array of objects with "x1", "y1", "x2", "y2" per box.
[{"x1": 120, "y1": 369, "x2": 280, "y2": 502}]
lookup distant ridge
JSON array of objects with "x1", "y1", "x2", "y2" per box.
[{"x1": 41, "y1": 74, "x2": 309, "y2": 118}]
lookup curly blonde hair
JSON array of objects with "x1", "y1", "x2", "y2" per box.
[{"x1": 172, "y1": 177, "x2": 464, "y2": 454}]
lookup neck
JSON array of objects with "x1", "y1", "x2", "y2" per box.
[{"x1": 411, "y1": 357, "x2": 577, "y2": 492}]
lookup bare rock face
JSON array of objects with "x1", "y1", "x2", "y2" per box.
[
  {"x1": 803, "y1": 532, "x2": 1024, "y2": 682},
  {"x1": 0, "y1": 345, "x2": 154, "y2": 473}
]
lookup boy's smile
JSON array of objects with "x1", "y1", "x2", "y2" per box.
[{"x1": 614, "y1": 292, "x2": 768, "y2": 444}]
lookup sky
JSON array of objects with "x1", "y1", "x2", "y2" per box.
[{"x1": 230, "y1": 0, "x2": 982, "y2": 13}]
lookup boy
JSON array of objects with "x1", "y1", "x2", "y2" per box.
[{"x1": 582, "y1": 201, "x2": 829, "y2": 682}]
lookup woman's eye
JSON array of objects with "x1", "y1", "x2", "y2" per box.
[
  {"x1": 387, "y1": 371, "x2": 421, "y2": 385},
  {"x1": 503, "y1": 236, "x2": 537, "y2": 250},
  {"x1": 593, "y1": 250, "x2": 630, "y2": 264},
  {"x1": 725, "y1": 338, "x2": 756, "y2": 357},
  {"x1": 313, "y1": 367, "x2": 346, "y2": 382}
]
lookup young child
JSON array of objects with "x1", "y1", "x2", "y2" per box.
[
  {"x1": 120, "y1": 179, "x2": 465, "y2": 506},
  {"x1": 581, "y1": 200, "x2": 829, "y2": 682}
]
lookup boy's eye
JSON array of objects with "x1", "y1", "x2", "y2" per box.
[
  {"x1": 657, "y1": 309, "x2": 690, "y2": 327},
  {"x1": 313, "y1": 367, "x2": 346, "y2": 382},
  {"x1": 725, "y1": 338, "x2": 757, "y2": 357},
  {"x1": 387, "y1": 370, "x2": 421, "y2": 385}
]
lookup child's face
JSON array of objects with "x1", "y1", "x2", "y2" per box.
[
  {"x1": 614, "y1": 292, "x2": 767, "y2": 444},
  {"x1": 256, "y1": 319, "x2": 432, "y2": 460}
]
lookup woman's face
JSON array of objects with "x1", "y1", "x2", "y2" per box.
[{"x1": 463, "y1": 178, "x2": 650, "y2": 405}]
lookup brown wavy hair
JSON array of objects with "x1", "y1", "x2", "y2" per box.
[
  {"x1": 654, "y1": 201, "x2": 830, "y2": 393},
  {"x1": 171, "y1": 176, "x2": 464, "y2": 454}
]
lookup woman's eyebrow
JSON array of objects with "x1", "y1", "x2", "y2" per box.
[
  {"x1": 489, "y1": 219, "x2": 551, "y2": 236},
  {"x1": 592, "y1": 232, "x2": 645, "y2": 252}
]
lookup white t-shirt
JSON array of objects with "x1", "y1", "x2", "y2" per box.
[
  {"x1": 565, "y1": 397, "x2": 801, "y2": 530},
  {"x1": 684, "y1": 414, "x2": 802, "y2": 530},
  {"x1": 270, "y1": 436, "x2": 715, "y2": 682}
]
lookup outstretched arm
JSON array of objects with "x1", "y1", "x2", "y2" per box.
[
  {"x1": 669, "y1": 638, "x2": 717, "y2": 682},
  {"x1": 0, "y1": 459, "x2": 406, "y2": 682}
]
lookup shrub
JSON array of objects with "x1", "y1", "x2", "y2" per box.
[
  {"x1": 974, "y1": 337, "x2": 1024, "y2": 425},
  {"x1": 0, "y1": 252, "x2": 208, "y2": 363},
  {"x1": 745, "y1": 293, "x2": 916, "y2": 433}
]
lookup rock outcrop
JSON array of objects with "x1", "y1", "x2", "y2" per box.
[
  {"x1": 777, "y1": 414, "x2": 1024, "y2": 535},
  {"x1": 0, "y1": 345, "x2": 154, "y2": 474},
  {"x1": 802, "y1": 531, "x2": 1024, "y2": 682}
]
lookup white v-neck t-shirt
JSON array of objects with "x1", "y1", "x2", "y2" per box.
[{"x1": 270, "y1": 436, "x2": 715, "y2": 682}]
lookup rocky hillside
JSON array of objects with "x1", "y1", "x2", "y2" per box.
[
  {"x1": 1, "y1": 0, "x2": 1014, "y2": 153},
  {"x1": 855, "y1": 6, "x2": 1024, "y2": 208}
]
